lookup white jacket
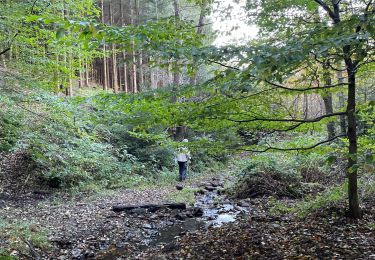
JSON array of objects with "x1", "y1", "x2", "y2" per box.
[
  {"x1": 177, "y1": 153, "x2": 188, "y2": 162},
  {"x1": 176, "y1": 147, "x2": 190, "y2": 162}
]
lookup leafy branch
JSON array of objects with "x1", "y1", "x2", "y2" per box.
[{"x1": 245, "y1": 134, "x2": 347, "y2": 152}]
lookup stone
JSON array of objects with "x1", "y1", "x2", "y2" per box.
[
  {"x1": 191, "y1": 207, "x2": 204, "y2": 217},
  {"x1": 71, "y1": 248, "x2": 82, "y2": 259},
  {"x1": 175, "y1": 213, "x2": 186, "y2": 220},
  {"x1": 143, "y1": 223, "x2": 153, "y2": 229},
  {"x1": 194, "y1": 189, "x2": 205, "y2": 195},
  {"x1": 204, "y1": 186, "x2": 216, "y2": 191},
  {"x1": 238, "y1": 201, "x2": 250, "y2": 207},
  {"x1": 176, "y1": 184, "x2": 184, "y2": 190}
]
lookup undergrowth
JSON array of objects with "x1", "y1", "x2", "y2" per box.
[
  {"x1": 0, "y1": 75, "x2": 223, "y2": 191},
  {"x1": 231, "y1": 152, "x2": 330, "y2": 199},
  {"x1": 0, "y1": 220, "x2": 50, "y2": 256}
]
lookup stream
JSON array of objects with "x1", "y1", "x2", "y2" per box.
[{"x1": 95, "y1": 183, "x2": 249, "y2": 259}]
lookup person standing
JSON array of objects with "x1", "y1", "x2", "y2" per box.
[{"x1": 176, "y1": 139, "x2": 190, "y2": 181}]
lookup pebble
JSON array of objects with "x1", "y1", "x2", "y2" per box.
[{"x1": 143, "y1": 223, "x2": 153, "y2": 229}]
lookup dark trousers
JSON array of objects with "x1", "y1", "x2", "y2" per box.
[{"x1": 178, "y1": 161, "x2": 187, "y2": 181}]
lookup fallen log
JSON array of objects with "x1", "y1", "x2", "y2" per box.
[{"x1": 112, "y1": 202, "x2": 186, "y2": 213}]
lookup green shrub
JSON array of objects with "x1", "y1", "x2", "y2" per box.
[
  {"x1": 0, "y1": 95, "x2": 23, "y2": 152},
  {"x1": 232, "y1": 152, "x2": 329, "y2": 199},
  {"x1": 0, "y1": 220, "x2": 50, "y2": 255}
]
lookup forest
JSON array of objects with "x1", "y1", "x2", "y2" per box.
[{"x1": 0, "y1": 0, "x2": 374, "y2": 259}]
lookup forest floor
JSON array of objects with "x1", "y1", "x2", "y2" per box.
[{"x1": 1, "y1": 152, "x2": 375, "y2": 259}]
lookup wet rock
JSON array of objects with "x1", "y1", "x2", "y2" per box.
[
  {"x1": 84, "y1": 250, "x2": 95, "y2": 258},
  {"x1": 99, "y1": 243, "x2": 109, "y2": 250},
  {"x1": 205, "y1": 186, "x2": 216, "y2": 191},
  {"x1": 234, "y1": 205, "x2": 243, "y2": 211},
  {"x1": 175, "y1": 213, "x2": 186, "y2": 220},
  {"x1": 198, "y1": 182, "x2": 210, "y2": 187},
  {"x1": 131, "y1": 207, "x2": 146, "y2": 214},
  {"x1": 217, "y1": 188, "x2": 225, "y2": 195},
  {"x1": 191, "y1": 207, "x2": 204, "y2": 217},
  {"x1": 50, "y1": 237, "x2": 73, "y2": 247},
  {"x1": 149, "y1": 214, "x2": 159, "y2": 220},
  {"x1": 194, "y1": 189, "x2": 205, "y2": 195},
  {"x1": 143, "y1": 223, "x2": 153, "y2": 229},
  {"x1": 162, "y1": 242, "x2": 179, "y2": 252},
  {"x1": 238, "y1": 200, "x2": 250, "y2": 207},
  {"x1": 71, "y1": 248, "x2": 82, "y2": 259}
]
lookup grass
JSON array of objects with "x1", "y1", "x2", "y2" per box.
[
  {"x1": 167, "y1": 187, "x2": 200, "y2": 205},
  {"x1": 269, "y1": 183, "x2": 347, "y2": 218},
  {"x1": 0, "y1": 219, "x2": 50, "y2": 256}
]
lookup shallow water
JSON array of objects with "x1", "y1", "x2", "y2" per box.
[{"x1": 96, "y1": 189, "x2": 247, "y2": 259}]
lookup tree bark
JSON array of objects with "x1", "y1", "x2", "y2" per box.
[
  {"x1": 337, "y1": 69, "x2": 347, "y2": 134},
  {"x1": 345, "y1": 60, "x2": 360, "y2": 218},
  {"x1": 314, "y1": 0, "x2": 360, "y2": 218},
  {"x1": 172, "y1": 0, "x2": 180, "y2": 86},
  {"x1": 322, "y1": 68, "x2": 336, "y2": 139},
  {"x1": 190, "y1": 2, "x2": 207, "y2": 85},
  {"x1": 120, "y1": 0, "x2": 128, "y2": 92},
  {"x1": 130, "y1": 0, "x2": 138, "y2": 93},
  {"x1": 109, "y1": 2, "x2": 119, "y2": 93},
  {"x1": 101, "y1": 0, "x2": 108, "y2": 91}
]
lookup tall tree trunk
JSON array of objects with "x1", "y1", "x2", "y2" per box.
[
  {"x1": 345, "y1": 59, "x2": 360, "y2": 218},
  {"x1": 135, "y1": 0, "x2": 144, "y2": 90},
  {"x1": 328, "y1": 0, "x2": 361, "y2": 219},
  {"x1": 120, "y1": 0, "x2": 128, "y2": 92},
  {"x1": 101, "y1": 0, "x2": 108, "y2": 91},
  {"x1": 79, "y1": 57, "x2": 84, "y2": 88},
  {"x1": 172, "y1": 0, "x2": 180, "y2": 86},
  {"x1": 85, "y1": 58, "x2": 90, "y2": 87},
  {"x1": 322, "y1": 68, "x2": 336, "y2": 139},
  {"x1": 109, "y1": 2, "x2": 118, "y2": 93},
  {"x1": 130, "y1": 0, "x2": 138, "y2": 93},
  {"x1": 190, "y1": 2, "x2": 207, "y2": 85},
  {"x1": 138, "y1": 50, "x2": 144, "y2": 89},
  {"x1": 67, "y1": 54, "x2": 73, "y2": 97}
]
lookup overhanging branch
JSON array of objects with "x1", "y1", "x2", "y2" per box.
[
  {"x1": 245, "y1": 134, "x2": 347, "y2": 152},
  {"x1": 227, "y1": 111, "x2": 347, "y2": 123}
]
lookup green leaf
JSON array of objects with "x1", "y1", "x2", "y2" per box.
[
  {"x1": 365, "y1": 153, "x2": 374, "y2": 164},
  {"x1": 56, "y1": 28, "x2": 65, "y2": 39},
  {"x1": 326, "y1": 155, "x2": 337, "y2": 165},
  {"x1": 348, "y1": 164, "x2": 359, "y2": 174}
]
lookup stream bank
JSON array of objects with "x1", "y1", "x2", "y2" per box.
[
  {"x1": 1, "y1": 174, "x2": 246, "y2": 259},
  {"x1": 95, "y1": 177, "x2": 249, "y2": 259}
]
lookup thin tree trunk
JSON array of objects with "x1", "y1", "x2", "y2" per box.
[
  {"x1": 190, "y1": 2, "x2": 207, "y2": 85},
  {"x1": 79, "y1": 57, "x2": 84, "y2": 88},
  {"x1": 85, "y1": 58, "x2": 90, "y2": 87},
  {"x1": 345, "y1": 60, "x2": 360, "y2": 218},
  {"x1": 172, "y1": 0, "x2": 180, "y2": 86},
  {"x1": 109, "y1": 2, "x2": 118, "y2": 93},
  {"x1": 135, "y1": 0, "x2": 143, "y2": 90},
  {"x1": 101, "y1": 0, "x2": 108, "y2": 91},
  {"x1": 67, "y1": 54, "x2": 73, "y2": 97},
  {"x1": 120, "y1": 0, "x2": 128, "y2": 92},
  {"x1": 322, "y1": 68, "x2": 335, "y2": 139},
  {"x1": 131, "y1": 0, "x2": 137, "y2": 93},
  {"x1": 337, "y1": 69, "x2": 347, "y2": 134}
]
